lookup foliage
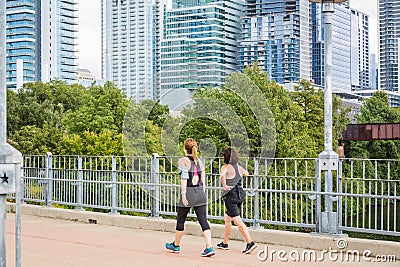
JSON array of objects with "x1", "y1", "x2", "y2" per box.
[
  {"x1": 291, "y1": 79, "x2": 350, "y2": 155},
  {"x1": 7, "y1": 81, "x2": 131, "y2": 155},
  {"x1": 345, "y1": 91, "x2": 400, "y2": 160}
]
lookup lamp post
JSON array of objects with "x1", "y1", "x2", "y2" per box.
[
  {"x1": 0, "y1": 1, "x2": 22, "y2": 266},
  {"x1": 308, "y1": 0, "x2": 347, "y2": 234}
]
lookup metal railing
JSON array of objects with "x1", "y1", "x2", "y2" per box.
[{"x1": 17, "y1": 154, "x2": 400, "y2": 237}]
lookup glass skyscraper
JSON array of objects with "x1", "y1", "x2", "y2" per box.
[
  {"x1": 160, "y1": 0, "x2": 243, "y2": 109},
  {"x1": 6, "y1": 0, "x2": 79, "y2": 90},
  {"x1": 101, "y1": 0, "x2": 159, "y2": 102},
  {"x1": 379, "y1": 0, "x2": 400, "y2": 92},
  {"x1": 239, "y1": 0, "x2": 312, "y2": 84},
  {"x1": 311, "y1": 3, "x2": 368, "y2": 93},
  {"x1": 6, "y1": 0, "x2": 36, "y2": 90},
  {"x1": 311, "y1": 3, "x2": 351, "y2": 93}
]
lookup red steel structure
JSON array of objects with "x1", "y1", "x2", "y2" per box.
[{"x1": 340, "y1": 123, "x2": 400, "y2": 141}]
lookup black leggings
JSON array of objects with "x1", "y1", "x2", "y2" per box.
[{"x1": 176, "y1": 204, "x2": 210, "y2": 232}]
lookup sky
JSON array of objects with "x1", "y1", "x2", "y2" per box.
[{"x1": 78, "y1": 0, "x2": 378, "y2": 80}]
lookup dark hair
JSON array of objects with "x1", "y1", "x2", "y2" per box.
[{"x1": 221, "y1": 147, "x2": 240, "y2": 165}]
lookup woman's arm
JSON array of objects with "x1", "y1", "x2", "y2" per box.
[
  {"x1": 200, "y1": 160, "x2": 206, "y2": 192},
  {"x1": 240, "y1": 165, "x2": 249, "y2": 177},
  {"x1": 178, "y1": 158, "x2": 190, "y2": 206}
]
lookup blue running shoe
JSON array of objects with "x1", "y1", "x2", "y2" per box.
[
  {"x1": 165, "y1": 242, "x2": 180, "y2": 253},
  {"x1": 201, "y1": 247, "x2": 215, "y2": 257}
]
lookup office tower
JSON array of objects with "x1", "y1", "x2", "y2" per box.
[
  {"x1": 311, "y1": 2, "x2": 352, "y2": 93},
  {"x1": 6, "y1": 0, "x2": 79, "y2": 90},
  {"x1": 370, "y1": 54, "x2": 378, "y2": 90},
  {"x1": 379, "y1": 0, "x2": 400, "y2": 92},
  {"x1": 160, "y1": 0, "x2": 243, "y2": 109},
  {"x1": 239, "y1": 0, "x2": 312, "y2": 84},
  {"x1": 41, "y1": 0, "x2": 79, "y2": 84},
  {"x1": 350, "y1": 9, "x2": 369, "y2": 90},
  {"x1": 101, "y1": 0, "x2": 159, "y2": 101},
  {"x1": 6, "y1": 0, "x2": 36, "y2": 90}
]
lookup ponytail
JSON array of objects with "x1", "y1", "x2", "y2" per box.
[
  {"x1": 192, "y1": 145, "x2": 199, "y2": 163},
  {"x1": 184, "y1": 138, "x2": 199, "y2": 163}
]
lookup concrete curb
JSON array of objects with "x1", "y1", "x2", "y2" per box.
[{"x1": 7, "y1": 203, "x2": 400, "y2": 258}]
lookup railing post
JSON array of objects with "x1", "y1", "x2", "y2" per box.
[
  {"x1": 253, "y1": 158, "x2": 260, "y2": 227},
  {"x1": 45, "y1": 152, "x2": 53, "y2": 206},
  {"x1": 110, "y1": 156, "x2": 118, "y2": 214},
  {"x1": 76, "y1": 156, "x2": 83, "y2": 210},
  {"x1": 151, "y1": 153, "x2": 159, "y2": 217},
  {"x1": 337, "y1": 159, "x2": 343, "y2": 234},
  {"x1": 20, "y1": 165, "x2": 24, "y2": 205},
  {"x1": 315, "y1": 159, "x2": 321, "y2": 233}
]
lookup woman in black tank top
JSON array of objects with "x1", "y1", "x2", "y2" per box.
[{"x1": 217, "y1": 147, "x2": 257, "y2": 254}]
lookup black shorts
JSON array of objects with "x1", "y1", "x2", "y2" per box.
[{"x1": 223, "y1": 186, "x2": 244, "y2": 218}]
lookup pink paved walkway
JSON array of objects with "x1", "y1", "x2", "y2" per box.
[{"x1": 5, "y1": 214, "x2": 397, "y2": 267}]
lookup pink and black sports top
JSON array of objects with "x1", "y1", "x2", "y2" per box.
[{"x1": 186, "y1": 156, "x2": 203, "y2": 187}]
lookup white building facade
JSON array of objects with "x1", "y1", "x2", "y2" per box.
[{"x1": 101, "y1": 0, "x2": 160, "y2": 102}]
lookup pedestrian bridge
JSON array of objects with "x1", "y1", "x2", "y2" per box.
[
  {"x1": 5, "y1": 204, "x2": 400, "y2": 267},
  {"x1": 20, "y1": 155, "x2": 400, "y2": 237}
]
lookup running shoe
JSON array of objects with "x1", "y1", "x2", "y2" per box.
[
  {"x1": 165, "y1": 242, "x2": 180, "y2": 253},
  {"x1": 242, "y1": 242, "x2": 257, "y2": 254},
  {"x1": 216, "y1": 241, "x2": 229, "y2": 250},
  {"x1": 201, "y1": 247, "x2": 215, "y2": 257}
]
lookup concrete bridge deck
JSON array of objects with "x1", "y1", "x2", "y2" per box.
[{"x1": 4, "y1": 205, "x2": 400, "y2": 267}]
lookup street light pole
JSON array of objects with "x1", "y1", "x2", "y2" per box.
[
  {"x1": 0, "y1": 1, "x2": 23, "y2": 266},
  {"x1": 0, "y1": 2, "x2": 7, "y2": 266},
  {"x1": 309, "y1": 0, "x2": 347, "y2": 234}
]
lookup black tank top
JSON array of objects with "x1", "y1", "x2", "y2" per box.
[
  {"x1": 226, "y1": 164, "x2": 242, "y2": 187},
  {"x1": 186, "y1": 156, "x2": 202, "y2": 187}
]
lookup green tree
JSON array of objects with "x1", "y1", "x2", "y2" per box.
[
  {"x1": 346, "y1": 91, "x2": 400, "y2": 160},
  {"x1": 291, "y1": 79, "x2": 350, "y2": 152},
  {"x1": 140, "y1": 100, "x2": 170, "y2": 129},
  {"x1": 62, "y1": 82, "x2": 128, "y2": 134},
  {"x1": 243, "y1": 64, "x2": 314, "y2": 158},
  {"x1": 6, "y1": 81, "x2": 135, "y2": 156}
]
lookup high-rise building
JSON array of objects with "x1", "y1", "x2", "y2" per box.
[
  {"x1": 160, "y1": 0, "x2": 243, "y2": 109},
  {"x1": 311, "y1": 3, "x2": 369, "y2": 93},
  {"x1": 350, "y1": 8, "x2": 369, "y2": 90},
  {"x1": 379, "y1": 0, "x2": 400, "y2": 92},
  {"x1": 101, "y1": 0, "x2": 159, "y2": 102},
  {"x1": 370, "y1": 54, "x2": 378, "y2": 89},
  {"x1": 6, "y1": 0, "x2": 79, "y2": 90},
  {"x1": 6, "y1": 0, "x2": 36, "y2": 90},
  {"x1": 41, "y1": 0, "x2": 79, "y2": 83},
  {"x1": 311, "y1": 3, "x2": 351, "y2": 93},
  {"x1": 239, "y1": 0, "x2": 312, "y2": 84}
]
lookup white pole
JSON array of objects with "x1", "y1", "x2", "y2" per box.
[
  {"x1": 323, "y1": 2, "x2": 334, "y2": 152},
  {"x1": 0, "y1": 1, "x2": 7, "y2": 266}
]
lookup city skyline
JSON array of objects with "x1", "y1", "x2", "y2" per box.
[{"x1": 79, "y1": 0, "x2": 378, "y2": 80}]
